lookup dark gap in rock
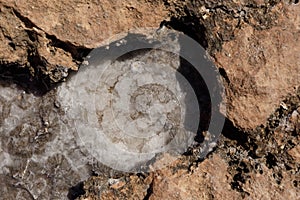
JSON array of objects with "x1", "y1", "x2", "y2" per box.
[
  {"x1": 255, "y1": 163, "x2": 264, "y2": 174},
  {"x1": 230, "y1": 164, "x2": 251, "y2": 197},
  {"x1": 162, "y1": 14, "x2": 208, "y2": 50},
  {"x1": 90, "y1": 170, "x2": 99, "y2": 177},
  {"x1": 287, "y1": 139, "x2": 296, "y2": 147},
  {"x1": 177, "y1": 57, "x2": 211, "y2": 143},
  {"x1": 25, "y1": 29, "x2": 38, "y2": 42},
  {"x1": 285, "y1": 163, "x2": 293, "y2": 171},
  {"x1": 245, "y1": 136, "x2": 262, "y2": 159},
  {"x1": 219, "y1": 67, "x2": 230, "y2": 83},
  {"x1": 136, "y1": 172, "x2": 148, "y2": 179},
  {"x1": 239, "y1": 161, "x2": 250, "y2": 173},
  {"x1": 293, "y1": 180, "x2": 298, "y2": 187},
  {"x1": 8, "y1": 42, "x2": 16, "y2": 50},
  {"x1": 222, "y1": 118, "x2": 248, "y2": 146},
  {"x1": 273, "y1": 172, "x2": 283, "y2": 185},
  {"x1": 0, "y1": 63, "x2": 52, "y2": 95},
  {"x1": 12, "y1": 8, "x2": 36, "y2": 29},
  {"x1": 46, "y1": 34, "x2": 92, "y2": 62},
  {"x1": 67, "y1": 181, "x2": 86, "y2": 200},
  {"x1": 268, "y1": 0, "x2": 281, "y2": 6},
  {"x1": 231, "y1": 173, "x2": 246, "y2": 193},
  {"x1": 143, "y1": 179, "x2": 154, "y2": 200},
  {"x1": 266, "y1": 153, "x2": 277, "y2": 168}
]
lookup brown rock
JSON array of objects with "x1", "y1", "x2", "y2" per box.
[
  {"x1": 1, "y1": 1, "x2": 300, "y2": 199},
  {"x1": 0, "y1": 0, "x2": 168, "y2": 85},
  {"x1": 79, "y1": 155, "x2": 241, "y2": 200},
  {"x1": 288, "y1": 145, "x2": 300, "y2": 163},
  {"x1": 4, "y1": 0, "x2": 168, "y2": 48},
  {"x1": 1, "y1": 0, "x2": 299, "y2": 129},
  {"x1": 215, "y1": 3, "x2": 300, "y2": 129},
  {"x1": 0, "y1": 5, "x2": 29, "y2": 66},
  {"x1": 243, "y1": 164, "x2": 300, "y2": 200},
  {"x1": 149, "y1": 155, "x2": 240, "y2": 200},
  {"x1": 110, "y1": 180, "x2": 126, "y2": 190}
]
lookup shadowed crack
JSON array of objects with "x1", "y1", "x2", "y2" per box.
[
  {"x1": 11, "y1": 7, "x2": 91, "y2": 61},
  {"x1": 0, "y1": 5, "x2": 92, "y2": 94}
]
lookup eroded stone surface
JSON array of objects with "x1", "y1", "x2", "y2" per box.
[
  {"x1": 164, "y1": 0, "x2": 300, "y2": 130},
  {"x1": 214, "y1": 2, "x2": 300, "y2": 129},
  {"x1": 1, "y1": 0, "x2": 300, "y2": 199},
  {"x1": 79, "y1": 154, "x2": 241, "y2": 200},
  {"x1": 79, "y1": 91, "x2": 300, "y2": 199},
  {"x1": 4, "y1": 0, "x2": 168, "y2": 48},
  {"x1": 1, "y1": 0, "x2": 299, "y2": 129},
  {"x1": 0, "y1": 0, "x2": 168, "y2": 89}
]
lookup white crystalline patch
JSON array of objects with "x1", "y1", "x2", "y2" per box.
[
  {"x1": 0, "y1": 29, "x2": 221, "y2": 197},
  {"x1": 57, "y1": 48, "x2": 199, "y2": 172},
  {"x1": 0, "y1": 84, "x2": 90, "y2": 198}
]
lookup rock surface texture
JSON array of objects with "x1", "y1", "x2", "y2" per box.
[
  {"x1": 0, "y1": 0, "x2": 299, "y2": 199},
  {"x1": 214, "y1": 3, "x2": 300, "y2": 130},
  {"x1": 0, "y1": 0, "x2": 168, "y2": 92}
]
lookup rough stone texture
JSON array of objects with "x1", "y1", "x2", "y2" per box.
[
  {"x1": 79, "y1": 154, "x2": 241, "y2": 200},
  {"x1": 164, "y1": 0, "x2": 300, "y2": 130},
  {"x1": 56, "y1": 35, "x2": 200, "y2": 173},
  {"x1": 3, "y1": 0, "x2": 168, "y2": 48},
  {"x1": 0, "y1": 0, "x2": 299, "y2": 128},
  {"x1": 0, "y1": 0, "x2": 168, "y2": 91},
  {"x1": 148, "y1": 155, "x2": 241, "y2": 200},
  {"x1": 0, "y1": 0, "x2": 300, "y2": 199},
  {"x1": 0, "y1": 83, "x2": 99, "y2": 199},
  {"x1": 243, "y1": 164, "x2": 300, "y2": 200},
  {"x1": 79, "y1": 91, "x2": 300, "y2": 199},
  {"x1": 214, "y1": 3, "x2": 300, "y2": 130}
]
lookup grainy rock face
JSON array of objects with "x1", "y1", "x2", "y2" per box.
[
  {"x1": 0, "y1": 0, "x2": 300, "y2": 199},
  {"x1": 0, "y1": 0, "x2": 167, "y2": 91},
  {"x1": 214, "y1": 3, "x2": 300, "y2": 130},
  {"x1": 0, "y1": 0, "x2": 299, "y2": 129},
  {"x1": 79, "y1": 92, "x2": 300, "y2": 199},
  {"x1": 164, "y1": 0, "x2": 300, "y2": 130}
]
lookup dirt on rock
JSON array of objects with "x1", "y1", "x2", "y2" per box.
[{"x1": 0, "y1": 0, "x2": 299, "y2": 199}]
